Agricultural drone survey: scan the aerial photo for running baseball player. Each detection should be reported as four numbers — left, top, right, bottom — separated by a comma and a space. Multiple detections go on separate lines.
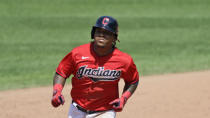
51, 16, 139, 118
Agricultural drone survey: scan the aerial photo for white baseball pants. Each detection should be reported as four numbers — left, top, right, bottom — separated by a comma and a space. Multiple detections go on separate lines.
68, 103, 116, 118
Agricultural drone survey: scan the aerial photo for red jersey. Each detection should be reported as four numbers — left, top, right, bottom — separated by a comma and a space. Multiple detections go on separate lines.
56, 43, 139, 111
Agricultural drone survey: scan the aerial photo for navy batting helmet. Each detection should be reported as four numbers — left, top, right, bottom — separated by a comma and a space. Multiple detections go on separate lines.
91, 16, 118, 39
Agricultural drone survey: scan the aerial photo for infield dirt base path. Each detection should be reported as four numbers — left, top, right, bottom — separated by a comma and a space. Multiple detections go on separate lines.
0, 70, 210, 118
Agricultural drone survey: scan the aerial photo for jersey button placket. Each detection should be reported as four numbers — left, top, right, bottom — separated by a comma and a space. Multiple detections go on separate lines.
95, 55, 100, 67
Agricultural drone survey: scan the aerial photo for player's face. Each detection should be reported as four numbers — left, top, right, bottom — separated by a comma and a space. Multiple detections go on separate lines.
94, 28, 116, 48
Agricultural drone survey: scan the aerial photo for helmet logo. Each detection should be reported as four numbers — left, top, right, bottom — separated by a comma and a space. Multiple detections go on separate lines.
102, 17, 109, 26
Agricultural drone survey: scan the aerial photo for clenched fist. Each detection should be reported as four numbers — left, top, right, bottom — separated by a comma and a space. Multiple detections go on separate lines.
51, 84, 65, 107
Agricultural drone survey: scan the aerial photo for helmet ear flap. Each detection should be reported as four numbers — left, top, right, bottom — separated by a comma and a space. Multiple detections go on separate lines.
91, 27, 96, 39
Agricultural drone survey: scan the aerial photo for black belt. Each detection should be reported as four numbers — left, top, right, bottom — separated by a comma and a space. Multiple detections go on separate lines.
72, 101, 106, 114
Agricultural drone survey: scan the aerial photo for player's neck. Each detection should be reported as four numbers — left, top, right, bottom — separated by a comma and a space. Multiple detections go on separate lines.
93, 45, 114, 56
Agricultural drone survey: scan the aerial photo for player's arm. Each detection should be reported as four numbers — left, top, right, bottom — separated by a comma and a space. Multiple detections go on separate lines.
51, 72, 66, 107
109, 80, 139, 112
53, 72, 66, 86
51, 51, 74, 107
123, 81, 139, 95
110, 57, 139, 112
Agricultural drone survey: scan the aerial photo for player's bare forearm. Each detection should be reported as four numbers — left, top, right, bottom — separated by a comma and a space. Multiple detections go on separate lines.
51, 73, 66, 107
53, 73, 66, 86
123, 81, 139, 94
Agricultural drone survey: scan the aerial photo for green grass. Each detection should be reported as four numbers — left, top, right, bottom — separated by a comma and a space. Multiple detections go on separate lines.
0, 0, 210, 90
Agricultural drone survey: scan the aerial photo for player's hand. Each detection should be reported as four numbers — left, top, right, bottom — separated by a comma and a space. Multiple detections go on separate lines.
109, 96, 127, 112
51, 90, 65, 107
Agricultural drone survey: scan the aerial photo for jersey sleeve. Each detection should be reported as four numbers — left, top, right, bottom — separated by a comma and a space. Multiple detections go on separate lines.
56, 51, 75, 79
122, 58, 139, 84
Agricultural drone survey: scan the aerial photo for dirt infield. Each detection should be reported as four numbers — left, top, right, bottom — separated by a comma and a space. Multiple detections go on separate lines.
1, 70, 210, 118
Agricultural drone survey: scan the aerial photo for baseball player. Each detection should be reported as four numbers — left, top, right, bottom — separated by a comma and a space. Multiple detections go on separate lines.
51, 16, 139, 118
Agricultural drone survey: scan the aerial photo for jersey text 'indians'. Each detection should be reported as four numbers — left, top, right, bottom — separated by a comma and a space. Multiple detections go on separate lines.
76, 65, 121, 82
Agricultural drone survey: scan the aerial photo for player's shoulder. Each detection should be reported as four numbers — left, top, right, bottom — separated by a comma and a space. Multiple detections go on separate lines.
114, 48, 133, 62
